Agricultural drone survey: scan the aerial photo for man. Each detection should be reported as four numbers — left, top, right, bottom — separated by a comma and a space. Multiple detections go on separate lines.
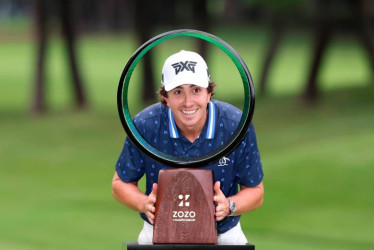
112, 50, 264, 245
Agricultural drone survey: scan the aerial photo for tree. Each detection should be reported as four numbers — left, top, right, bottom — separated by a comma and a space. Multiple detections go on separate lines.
33, 0, 86, 113
134, 0, 156, 102
192, 0, 210, 59
303, 0, 374, 103
302, 0, 332, 103
259, 12, 287, 96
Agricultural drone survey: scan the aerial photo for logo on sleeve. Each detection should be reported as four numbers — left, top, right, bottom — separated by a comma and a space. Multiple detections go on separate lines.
172, 61, 197, 75
218, 156, 230, 167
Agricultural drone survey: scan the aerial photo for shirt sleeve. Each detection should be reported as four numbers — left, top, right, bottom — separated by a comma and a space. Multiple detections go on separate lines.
115, 137, 145, 183
234, 123, 264, 187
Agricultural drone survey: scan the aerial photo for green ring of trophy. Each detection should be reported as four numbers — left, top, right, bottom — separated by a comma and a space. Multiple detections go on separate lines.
117, 29, 255, 168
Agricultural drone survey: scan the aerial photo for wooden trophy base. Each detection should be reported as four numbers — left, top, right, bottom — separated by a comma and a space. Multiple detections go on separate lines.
124, 242, 255, 250
153, 168, 217, 244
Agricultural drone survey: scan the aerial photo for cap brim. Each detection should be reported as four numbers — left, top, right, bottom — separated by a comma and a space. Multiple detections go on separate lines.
164, 81, 209, 91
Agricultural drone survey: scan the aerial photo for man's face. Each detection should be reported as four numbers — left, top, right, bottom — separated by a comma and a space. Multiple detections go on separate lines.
165, 84, 211, 133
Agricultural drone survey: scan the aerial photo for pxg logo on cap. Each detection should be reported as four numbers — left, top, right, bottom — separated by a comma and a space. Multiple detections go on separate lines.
162, 50, 210, 91
172, 61, 197, 75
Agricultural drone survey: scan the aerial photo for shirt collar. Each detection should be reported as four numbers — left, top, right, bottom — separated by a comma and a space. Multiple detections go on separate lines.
168, 101, 216, 139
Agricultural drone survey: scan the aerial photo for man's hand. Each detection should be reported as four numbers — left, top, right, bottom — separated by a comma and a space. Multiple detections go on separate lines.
213, 181, 230, 221
143, 183, 158, 224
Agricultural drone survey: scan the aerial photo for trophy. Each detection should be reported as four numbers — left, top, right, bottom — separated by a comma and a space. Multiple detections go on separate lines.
153, 168, 217, 244
118, 29, 255, 247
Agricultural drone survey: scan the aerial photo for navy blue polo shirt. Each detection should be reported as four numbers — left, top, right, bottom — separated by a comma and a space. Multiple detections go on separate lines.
116, 100, 263, 234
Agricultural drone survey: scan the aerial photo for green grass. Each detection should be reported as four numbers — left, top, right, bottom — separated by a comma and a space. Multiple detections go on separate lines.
1, 25, 373, 249
248, 87, 374, 249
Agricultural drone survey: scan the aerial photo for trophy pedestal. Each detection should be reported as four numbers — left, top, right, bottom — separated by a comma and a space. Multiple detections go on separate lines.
124, 242, 255, 250
153, 168, 217, 244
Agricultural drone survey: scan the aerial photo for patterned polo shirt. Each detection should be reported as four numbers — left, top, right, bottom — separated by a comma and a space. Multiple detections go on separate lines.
116, 100, 263, 234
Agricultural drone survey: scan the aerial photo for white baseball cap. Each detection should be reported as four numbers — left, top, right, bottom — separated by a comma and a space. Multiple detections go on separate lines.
161, 50, 210, 91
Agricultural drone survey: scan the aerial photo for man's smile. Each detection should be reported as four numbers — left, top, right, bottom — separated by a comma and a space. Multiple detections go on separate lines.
181, 108, 198, 115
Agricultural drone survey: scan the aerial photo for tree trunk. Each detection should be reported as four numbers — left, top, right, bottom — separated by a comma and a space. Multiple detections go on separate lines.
33, 0, 48, 114
135, 0, 155, 102
353, 0, 374, 74
302, 0, 332, 103
60, 0, 87, 108
192, 0, 209, 59
224, 0, 239, 23
259, 13, 285, 96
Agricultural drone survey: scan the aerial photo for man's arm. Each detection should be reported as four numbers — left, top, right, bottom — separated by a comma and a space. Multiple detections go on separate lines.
112, 172, 158, 224
214, 181, 264, 221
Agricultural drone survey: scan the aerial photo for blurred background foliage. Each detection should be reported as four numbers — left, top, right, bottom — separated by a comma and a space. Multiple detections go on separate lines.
0, 0, 373, 249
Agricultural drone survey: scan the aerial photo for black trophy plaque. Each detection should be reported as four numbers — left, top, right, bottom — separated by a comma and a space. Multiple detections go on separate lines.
153, 168, 217, 244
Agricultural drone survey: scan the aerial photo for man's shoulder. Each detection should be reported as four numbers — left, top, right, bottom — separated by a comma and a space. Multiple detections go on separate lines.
134, 103, 165, 121
133, 103, 167, 131
212, 100, 242, 122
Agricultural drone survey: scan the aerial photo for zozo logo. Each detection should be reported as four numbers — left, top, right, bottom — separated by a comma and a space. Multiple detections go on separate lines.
172, 194, 196, 221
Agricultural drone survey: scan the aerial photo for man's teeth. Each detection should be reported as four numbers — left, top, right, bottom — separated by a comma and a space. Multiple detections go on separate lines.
182, 109, 197, 115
